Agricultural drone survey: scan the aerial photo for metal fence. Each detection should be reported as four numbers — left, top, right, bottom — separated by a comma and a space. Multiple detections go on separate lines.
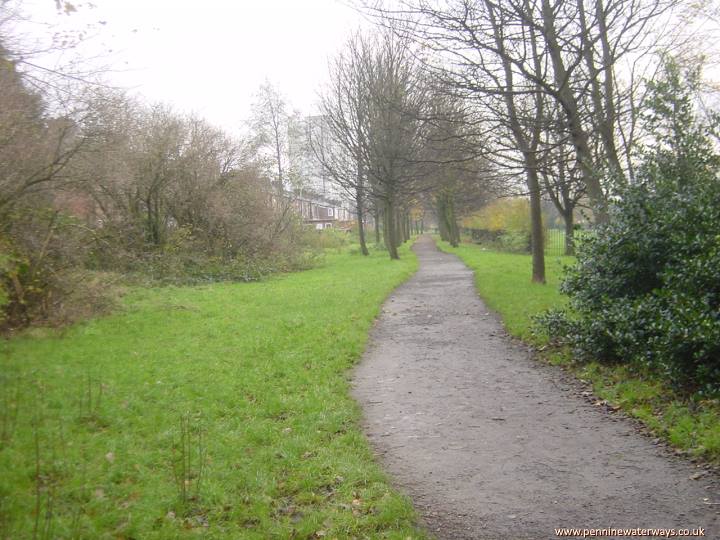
461, 227, 589, 257
546, 229, 597, 257
545, 229, 567, 257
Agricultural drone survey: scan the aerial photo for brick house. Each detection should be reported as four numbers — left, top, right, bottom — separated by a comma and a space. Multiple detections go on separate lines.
292, 192, 356, 230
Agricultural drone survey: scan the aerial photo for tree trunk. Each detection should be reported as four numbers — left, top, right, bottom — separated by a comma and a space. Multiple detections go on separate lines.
396, 211, 402, 244
446, 195, 460, 247
382, 209, 390, 249
575, 0, 625, 187
437, 198, 449, 242
528, 166, 547, 283
356, 196, 369, 256
564, 211, 575, 256
596, 0, 625, 185
383, 199, 399, 259
487, 3, 546, 282
356, 166, 369, 256
374, 205, 381, 244
437, 194, 460, 246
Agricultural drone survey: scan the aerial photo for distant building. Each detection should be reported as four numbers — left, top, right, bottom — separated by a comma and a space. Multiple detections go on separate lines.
291, 190, 355, 230
287, 114, 357, 229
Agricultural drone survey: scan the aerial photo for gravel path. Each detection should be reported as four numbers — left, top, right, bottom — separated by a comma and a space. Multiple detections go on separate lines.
352, 236, 719, 540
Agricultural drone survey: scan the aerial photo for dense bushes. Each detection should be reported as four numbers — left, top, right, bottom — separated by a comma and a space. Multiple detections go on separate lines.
462, 228, 531, 253
0, 48, 318, 329
0, 208, 106, 327
540, 58, 720, 394
542, 175, 720, 392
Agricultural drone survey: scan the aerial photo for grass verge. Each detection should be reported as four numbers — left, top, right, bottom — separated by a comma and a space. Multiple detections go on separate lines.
437, 238, 720, 463
0, 243, 428, 539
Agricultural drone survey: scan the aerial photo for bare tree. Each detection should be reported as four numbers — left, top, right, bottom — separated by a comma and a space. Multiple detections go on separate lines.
249, 81, 291, 195
315, 30, 428, 259
363, 31, 430, 258
537, 108, 587, 255
419, 88, 489, 247
0, 44, 87, 221
73, 90, 298, 262
361, 0, 690, 279
313, 33, 374, 255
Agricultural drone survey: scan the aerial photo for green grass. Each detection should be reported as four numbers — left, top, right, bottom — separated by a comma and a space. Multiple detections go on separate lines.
437, 238, 720, 462
0, 244, 429, 539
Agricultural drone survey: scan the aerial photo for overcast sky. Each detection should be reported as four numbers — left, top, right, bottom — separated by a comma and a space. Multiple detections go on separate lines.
9, 0, 720, 135
12, 0, 369, 134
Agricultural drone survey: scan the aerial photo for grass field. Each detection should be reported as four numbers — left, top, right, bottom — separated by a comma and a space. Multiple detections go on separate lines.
437, 239, 720, 462
0, 245, 428, 539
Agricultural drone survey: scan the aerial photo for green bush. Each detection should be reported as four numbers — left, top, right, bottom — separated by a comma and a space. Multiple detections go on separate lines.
540, 56, 720, 394
87, 219, 321, 287
463, 228, 531, 253
543, 178, 720, 392
498, 230, 531, 253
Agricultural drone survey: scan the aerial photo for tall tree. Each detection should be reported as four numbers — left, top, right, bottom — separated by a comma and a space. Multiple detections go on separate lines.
0, 45, 85, 221
314, 33, 375, 256
250, 81, 290, 195
363, 31, 428, 258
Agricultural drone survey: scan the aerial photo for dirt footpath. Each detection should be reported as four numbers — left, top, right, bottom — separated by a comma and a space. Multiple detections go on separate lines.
352, 236, 719, 540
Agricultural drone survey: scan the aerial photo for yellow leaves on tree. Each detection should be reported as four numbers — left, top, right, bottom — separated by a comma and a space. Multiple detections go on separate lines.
461, 198, 535, 234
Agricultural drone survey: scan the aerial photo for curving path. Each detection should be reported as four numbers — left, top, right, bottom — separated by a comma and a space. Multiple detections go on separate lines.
352, 236, 719, 540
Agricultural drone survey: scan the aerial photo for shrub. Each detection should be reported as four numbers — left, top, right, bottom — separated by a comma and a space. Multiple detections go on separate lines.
303, 228, 352, 251
540, 56, 720, 394
547, 177, 720, 393
497, 231, 531, 253
0, 208, 98, 329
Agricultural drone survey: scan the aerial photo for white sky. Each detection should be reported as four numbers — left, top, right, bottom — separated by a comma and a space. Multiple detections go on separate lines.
11, 0, 369, 134
9, 0, 719, 136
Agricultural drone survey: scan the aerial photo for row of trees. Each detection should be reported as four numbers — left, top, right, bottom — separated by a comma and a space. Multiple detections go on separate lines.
312, 30, 492, 259
308, 0, 714, 281
2, 0, 716, 327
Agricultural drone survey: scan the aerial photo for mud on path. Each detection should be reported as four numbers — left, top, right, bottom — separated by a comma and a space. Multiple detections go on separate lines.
352, 236, 720, 540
